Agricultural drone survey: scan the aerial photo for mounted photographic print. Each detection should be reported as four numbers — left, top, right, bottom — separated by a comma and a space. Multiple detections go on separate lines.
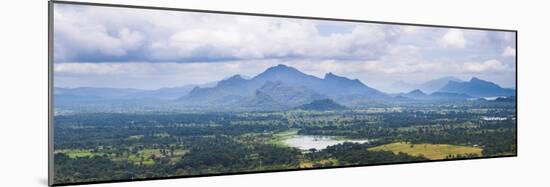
49, 1, 517, 186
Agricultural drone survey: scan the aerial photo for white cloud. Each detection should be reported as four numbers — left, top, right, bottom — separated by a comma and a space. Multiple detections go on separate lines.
440, 29, 466, 48
54, 57, 516, 90
54, 61, 278, 89
54, 9, 147, 60
502, 46, 516, 57
52, 4, 517, 89
463, 59, 509, 73
148, 19, 394, 61
54, 4, 399, 62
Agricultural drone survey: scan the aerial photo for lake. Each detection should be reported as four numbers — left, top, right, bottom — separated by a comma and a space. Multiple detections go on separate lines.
283, 135, 369, 151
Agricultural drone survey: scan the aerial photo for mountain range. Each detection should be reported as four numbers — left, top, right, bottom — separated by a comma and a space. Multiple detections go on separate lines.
55, 64, 515, 110
438, 77, 515, 97
53, 86, 195, 106
397, 89, 473, 101
396, 77, 515, 101
296, 99, 346, 111
179, 64, 387, 107
390, 76, 463, 93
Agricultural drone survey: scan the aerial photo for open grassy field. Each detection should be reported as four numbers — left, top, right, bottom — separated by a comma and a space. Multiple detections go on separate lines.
127, 148, 188, 166
55, 149, 99, 159
369, 142, 482, 160
56, 147, 188, 166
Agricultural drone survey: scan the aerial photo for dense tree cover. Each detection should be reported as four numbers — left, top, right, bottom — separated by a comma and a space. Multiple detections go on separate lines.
54, 153, 134, 183
299, 122, 516, 156
297, 102, 516, 156
173, 136, 301, 175
54, 141, 426, 184
53, 100, 516, 184
309, 142, 428, 165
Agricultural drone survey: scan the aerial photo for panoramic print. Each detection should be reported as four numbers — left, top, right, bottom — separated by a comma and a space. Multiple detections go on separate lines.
52, 3, 517, 184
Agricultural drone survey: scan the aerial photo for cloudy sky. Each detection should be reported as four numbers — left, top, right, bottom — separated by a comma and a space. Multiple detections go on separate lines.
53, 4, 516, 91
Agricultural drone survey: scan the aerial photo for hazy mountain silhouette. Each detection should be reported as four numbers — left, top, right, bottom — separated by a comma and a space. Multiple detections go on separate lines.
54, 86, 195, 105
244, 81, 326, 108
438, 77, 515, 97
403, 89, 428, 99
55, 65, 514, 109
297, 99, 346, 111
181, 64, 387, 107
391, 76, 462, 93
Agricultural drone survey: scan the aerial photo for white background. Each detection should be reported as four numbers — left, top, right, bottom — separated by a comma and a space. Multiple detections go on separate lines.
0, 0, 548, 186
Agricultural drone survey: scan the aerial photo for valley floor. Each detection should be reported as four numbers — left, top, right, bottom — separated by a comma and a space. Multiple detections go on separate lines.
52, 101, 516, 185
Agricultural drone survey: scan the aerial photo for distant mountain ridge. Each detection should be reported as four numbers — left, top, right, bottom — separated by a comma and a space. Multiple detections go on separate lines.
55, 64, 515, 110
180, 64, 387, 107
297, 99, 346, 111
437, 77, 515, 97
403, 89, 428, 99
391, 76, 462, 93
246, 81, 326, 108
397, 89, 473, 101
54, 86, 195, 103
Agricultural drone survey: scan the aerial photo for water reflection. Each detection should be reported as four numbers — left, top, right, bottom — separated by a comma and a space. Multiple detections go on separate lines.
283, 135, 369, 151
